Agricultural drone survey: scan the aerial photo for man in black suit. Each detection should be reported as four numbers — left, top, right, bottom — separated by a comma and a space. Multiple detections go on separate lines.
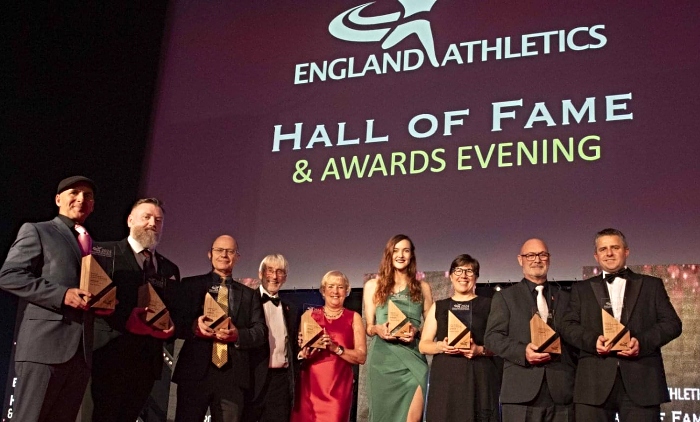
90, 197, 180, 422
0, 176, 98, 422
485, 238, 576, 422
560, 228, 682, 422
172, 234, 267, 422
243, 254, 298, 422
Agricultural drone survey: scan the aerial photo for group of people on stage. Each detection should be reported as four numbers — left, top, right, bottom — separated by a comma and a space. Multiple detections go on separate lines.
0, 175, 683, 422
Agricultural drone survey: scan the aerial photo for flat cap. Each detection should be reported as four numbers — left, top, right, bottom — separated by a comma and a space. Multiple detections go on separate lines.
56, 175, 97, 194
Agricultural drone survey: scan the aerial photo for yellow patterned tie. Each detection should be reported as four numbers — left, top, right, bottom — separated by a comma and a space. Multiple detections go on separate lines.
212, 277, 229, 368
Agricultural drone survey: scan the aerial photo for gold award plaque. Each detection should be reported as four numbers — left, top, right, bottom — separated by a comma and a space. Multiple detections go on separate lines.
530, 314, 561, 354
80, 255, 116, 310
602, 309, 630, 351
388, 300, 412, 337
203, 292, 229, 331
301, 311, 325, 349
447, 310, 471, 349
137, 283, 171, 330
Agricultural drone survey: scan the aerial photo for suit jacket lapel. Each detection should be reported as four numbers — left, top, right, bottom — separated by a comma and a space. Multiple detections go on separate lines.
229, 281, 242, 318
281, 301, 294, 364
551, 285, 564, 321
517, 278, 536, 310
282, 300, 293, 330
589, 275, 607, 309
621, 271, 642, 325
118, 239, 142, 273
52, 217, 82, 263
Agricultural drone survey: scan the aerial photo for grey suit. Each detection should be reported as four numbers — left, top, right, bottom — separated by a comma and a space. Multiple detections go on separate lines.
0, 216, 93, 422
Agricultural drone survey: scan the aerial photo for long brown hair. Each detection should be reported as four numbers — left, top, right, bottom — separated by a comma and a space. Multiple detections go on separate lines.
373, 234, 422, 305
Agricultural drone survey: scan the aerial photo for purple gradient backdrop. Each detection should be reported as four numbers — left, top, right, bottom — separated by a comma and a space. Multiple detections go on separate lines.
143, 1, 700, 288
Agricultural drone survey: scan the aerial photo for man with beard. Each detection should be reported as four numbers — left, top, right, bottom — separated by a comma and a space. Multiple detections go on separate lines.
243, 254, 298, 422
0, 176, 98, 422
485, 238, 576, 422
89, 197, 180, 422
172, 235, 267, 422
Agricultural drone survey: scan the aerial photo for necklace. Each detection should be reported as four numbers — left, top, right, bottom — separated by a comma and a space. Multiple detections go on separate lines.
323, 306, 344, 319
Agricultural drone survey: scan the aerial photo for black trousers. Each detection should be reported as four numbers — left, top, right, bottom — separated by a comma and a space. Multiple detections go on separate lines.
501, 377, 573, 422
243, 368, 291, 422
91, 340, 157, 422
575, 368, 660, 422
175, 365, 245, 422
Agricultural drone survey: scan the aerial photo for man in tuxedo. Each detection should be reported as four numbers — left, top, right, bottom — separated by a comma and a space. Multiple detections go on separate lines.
90, 197, 180, 422
172, 234, 267, 422
0, 176, 98, 422
243, 254, 298, 422
560, 228, 681, 422
485, 238, 576, 422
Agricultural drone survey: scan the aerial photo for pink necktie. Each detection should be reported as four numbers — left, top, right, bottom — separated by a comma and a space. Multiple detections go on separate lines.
74, 224, 92, 257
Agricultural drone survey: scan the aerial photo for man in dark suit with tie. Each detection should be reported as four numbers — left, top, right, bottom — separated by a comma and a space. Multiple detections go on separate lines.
171, 234, 267, 422
90, 197, 180, 422
485, 238, 576, 422
560, 228, 681, 422
243, 254, 298, 422
0, 176, 98, 422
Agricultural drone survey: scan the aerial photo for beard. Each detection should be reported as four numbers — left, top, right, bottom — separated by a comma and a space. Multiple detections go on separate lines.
132, 225, 161, 250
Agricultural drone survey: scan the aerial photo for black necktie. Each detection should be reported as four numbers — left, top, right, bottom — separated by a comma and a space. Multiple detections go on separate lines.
262, 293, 280, 307
604, 268, 629, 284
141, 249, 157, 280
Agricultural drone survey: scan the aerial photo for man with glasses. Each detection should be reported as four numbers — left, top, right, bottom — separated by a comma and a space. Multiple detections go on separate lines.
243, 254, 298, 422
485, 238, 576, 422
171, 234, 267, 422
560, 228, 681, 422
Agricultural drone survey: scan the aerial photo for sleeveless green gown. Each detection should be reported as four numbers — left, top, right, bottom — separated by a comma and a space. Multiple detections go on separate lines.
367, 287, 428, 422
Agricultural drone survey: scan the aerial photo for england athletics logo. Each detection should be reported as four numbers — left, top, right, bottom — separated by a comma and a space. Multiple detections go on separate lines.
328, 0, 439, 67
293, 1, 607, 85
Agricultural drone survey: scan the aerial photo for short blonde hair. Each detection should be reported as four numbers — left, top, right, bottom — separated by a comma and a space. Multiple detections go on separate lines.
320, 270, 350, 295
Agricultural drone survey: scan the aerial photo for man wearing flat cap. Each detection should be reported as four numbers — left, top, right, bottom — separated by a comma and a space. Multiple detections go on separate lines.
0, 175, 98, 422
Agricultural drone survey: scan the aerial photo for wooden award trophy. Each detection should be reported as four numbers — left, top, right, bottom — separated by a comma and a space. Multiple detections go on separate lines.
137, 283, 171, 330
530, 314, 561, 354
79, 254, 116, 310
301, 311, 325, 349
388, 300, 412, 337
203, 293, 230, 331
602, 309, 630, 351
447, 310, 471, 349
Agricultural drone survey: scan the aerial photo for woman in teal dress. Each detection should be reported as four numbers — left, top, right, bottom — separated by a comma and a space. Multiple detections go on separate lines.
363, 234, 434, 422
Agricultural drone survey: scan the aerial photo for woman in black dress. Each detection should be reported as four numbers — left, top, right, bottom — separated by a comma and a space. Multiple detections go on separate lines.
419, 254, 502, 421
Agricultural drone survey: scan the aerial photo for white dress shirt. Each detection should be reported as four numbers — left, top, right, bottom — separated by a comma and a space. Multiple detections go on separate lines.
259, 285, 288, 368
603, 269, 627, 322
127, 236, 158, 272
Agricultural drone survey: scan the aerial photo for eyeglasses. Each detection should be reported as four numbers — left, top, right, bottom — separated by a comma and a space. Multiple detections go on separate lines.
266, 268, 287, 277
452, 268, 475, 276
212, 248, 240, 257
520, 252, 550, 261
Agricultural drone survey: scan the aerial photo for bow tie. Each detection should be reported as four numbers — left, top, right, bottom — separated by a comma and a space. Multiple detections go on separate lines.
604, 268, 629, 284
262, 293, 280, 307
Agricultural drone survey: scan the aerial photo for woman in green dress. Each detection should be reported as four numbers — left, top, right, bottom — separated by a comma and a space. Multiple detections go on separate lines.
363, 234, 434, 422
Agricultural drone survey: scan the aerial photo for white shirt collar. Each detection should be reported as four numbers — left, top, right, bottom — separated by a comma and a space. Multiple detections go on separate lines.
602, 266, 628, 278
259, 285, 278, 298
